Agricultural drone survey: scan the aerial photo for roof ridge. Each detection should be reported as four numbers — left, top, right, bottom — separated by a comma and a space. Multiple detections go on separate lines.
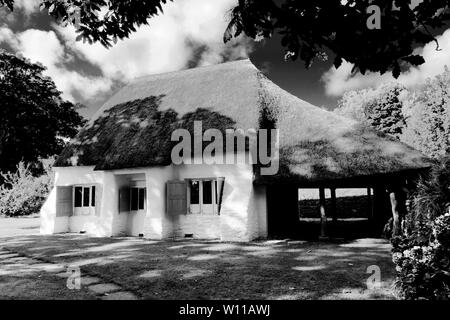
131, 58, 254, 83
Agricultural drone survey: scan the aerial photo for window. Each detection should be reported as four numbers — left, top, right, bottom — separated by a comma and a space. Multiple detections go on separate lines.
131, 188, 138, 211
130, 187, 146, 211
202, 180, 212, 204
138, 188, 145, 210
187, 179, 220, 215
83, 187, 90, 207
74, 187, 83, 207
91, 186, 96, 207
190, 180, 200, 205
73, 185, 96, 208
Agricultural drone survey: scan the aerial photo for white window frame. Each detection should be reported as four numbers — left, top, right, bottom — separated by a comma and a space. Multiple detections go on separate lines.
186, 178, 218, 215
73, 185, 96, 208
73, 185, 96, 217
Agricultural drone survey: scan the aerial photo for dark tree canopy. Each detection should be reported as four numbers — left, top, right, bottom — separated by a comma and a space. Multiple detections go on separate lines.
0, 50, 85, 173
1, 0, 449, 76
225, 0, 450, 77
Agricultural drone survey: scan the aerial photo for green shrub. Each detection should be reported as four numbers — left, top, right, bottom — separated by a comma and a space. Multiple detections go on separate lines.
392, 213, 450, 300
392, 157, 450, 300
0, 158, 54, 217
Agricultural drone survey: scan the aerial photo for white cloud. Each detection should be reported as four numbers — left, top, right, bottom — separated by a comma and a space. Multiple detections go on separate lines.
322, 28, 450, 96
0, 27, 112, 101
55, 0, 252, 81
14, 0, 40, 15
1, 0, 252, 110
0, 26, 16, 44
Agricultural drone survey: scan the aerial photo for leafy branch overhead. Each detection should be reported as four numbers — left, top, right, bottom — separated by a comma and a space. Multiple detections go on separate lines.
225, 0, 450, 77
0, 0, 172, 47
1, 0, 450, 77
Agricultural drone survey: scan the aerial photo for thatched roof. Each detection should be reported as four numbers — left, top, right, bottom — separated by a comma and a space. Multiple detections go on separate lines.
55, 59, 432, 184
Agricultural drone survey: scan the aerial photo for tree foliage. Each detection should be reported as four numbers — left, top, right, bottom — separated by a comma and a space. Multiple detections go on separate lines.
392, 157, 450, 300
0, 0, 172, 48
336, 68, 450, 158
1, 0, 450, 76
402, 67, 450, 159
334, 88, 379, 123
364, 83, 407, 138
0, 50, 85, 174
335, 82, 407, 138
225, 0, 450, 77
0, 158, 54, 217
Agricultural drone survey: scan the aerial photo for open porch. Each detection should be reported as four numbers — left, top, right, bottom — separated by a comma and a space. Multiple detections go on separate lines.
265, 173, 415, 240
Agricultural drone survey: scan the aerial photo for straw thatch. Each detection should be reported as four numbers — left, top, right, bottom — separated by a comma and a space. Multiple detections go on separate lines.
55, 59, 432, 183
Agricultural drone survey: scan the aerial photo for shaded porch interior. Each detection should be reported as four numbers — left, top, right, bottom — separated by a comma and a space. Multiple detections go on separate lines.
266, 175, 411, 240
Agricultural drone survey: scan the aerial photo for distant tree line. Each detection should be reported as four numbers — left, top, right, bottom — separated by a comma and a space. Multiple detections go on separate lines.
335, 67, 450, 159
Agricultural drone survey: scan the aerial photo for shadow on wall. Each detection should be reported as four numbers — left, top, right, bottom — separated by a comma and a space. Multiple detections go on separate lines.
55, 96, 237, 171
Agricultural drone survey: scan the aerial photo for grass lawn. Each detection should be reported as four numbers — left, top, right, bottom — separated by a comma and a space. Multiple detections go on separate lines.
0, 268, 98, 300
0, 216, 40, 238
0, 234, 396, 300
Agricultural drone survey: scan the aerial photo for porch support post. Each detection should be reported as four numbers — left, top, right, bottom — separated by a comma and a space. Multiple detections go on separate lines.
330, 187, 337, 223
389, 186, 407, 237
319, 187, 328, 239
372, 185, 387, 236
367, 187, 374, 220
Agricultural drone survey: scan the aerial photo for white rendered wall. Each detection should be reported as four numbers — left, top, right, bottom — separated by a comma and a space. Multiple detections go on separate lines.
143, 166, 175, 239
174, 152, 264, 242
40, 187, 69, 234
107, 159, 266, 241
40, 166, 113, 237
173, 214, 221, 239
40, 158, 268, 241
109, 167, 174, 239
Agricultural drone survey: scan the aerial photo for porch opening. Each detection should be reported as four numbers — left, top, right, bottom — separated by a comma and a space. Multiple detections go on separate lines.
298, 188, 372, 240
266, 185, 392, 240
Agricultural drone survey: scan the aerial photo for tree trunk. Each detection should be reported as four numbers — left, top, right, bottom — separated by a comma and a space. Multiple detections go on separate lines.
330, 187, 337, 223
389, 187, 407, 237
319, 187, 327, 239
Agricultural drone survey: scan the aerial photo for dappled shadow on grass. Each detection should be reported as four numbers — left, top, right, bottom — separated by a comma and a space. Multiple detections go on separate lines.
0, 272, 97, 300
0, 235, 395, 300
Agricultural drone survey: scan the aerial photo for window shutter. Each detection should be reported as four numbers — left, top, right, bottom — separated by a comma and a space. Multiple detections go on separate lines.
56, 186, 73, 217
95, 184, 102, 217
166, 181, 187, 218
216, 177, 225, 214
119, 187, 131, 213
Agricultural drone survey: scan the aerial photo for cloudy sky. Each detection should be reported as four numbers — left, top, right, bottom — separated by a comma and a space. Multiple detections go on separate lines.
1, 0, 450, 118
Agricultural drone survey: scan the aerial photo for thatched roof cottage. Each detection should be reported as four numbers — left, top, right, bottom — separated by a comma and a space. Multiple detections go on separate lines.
40, 59, 431, 241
